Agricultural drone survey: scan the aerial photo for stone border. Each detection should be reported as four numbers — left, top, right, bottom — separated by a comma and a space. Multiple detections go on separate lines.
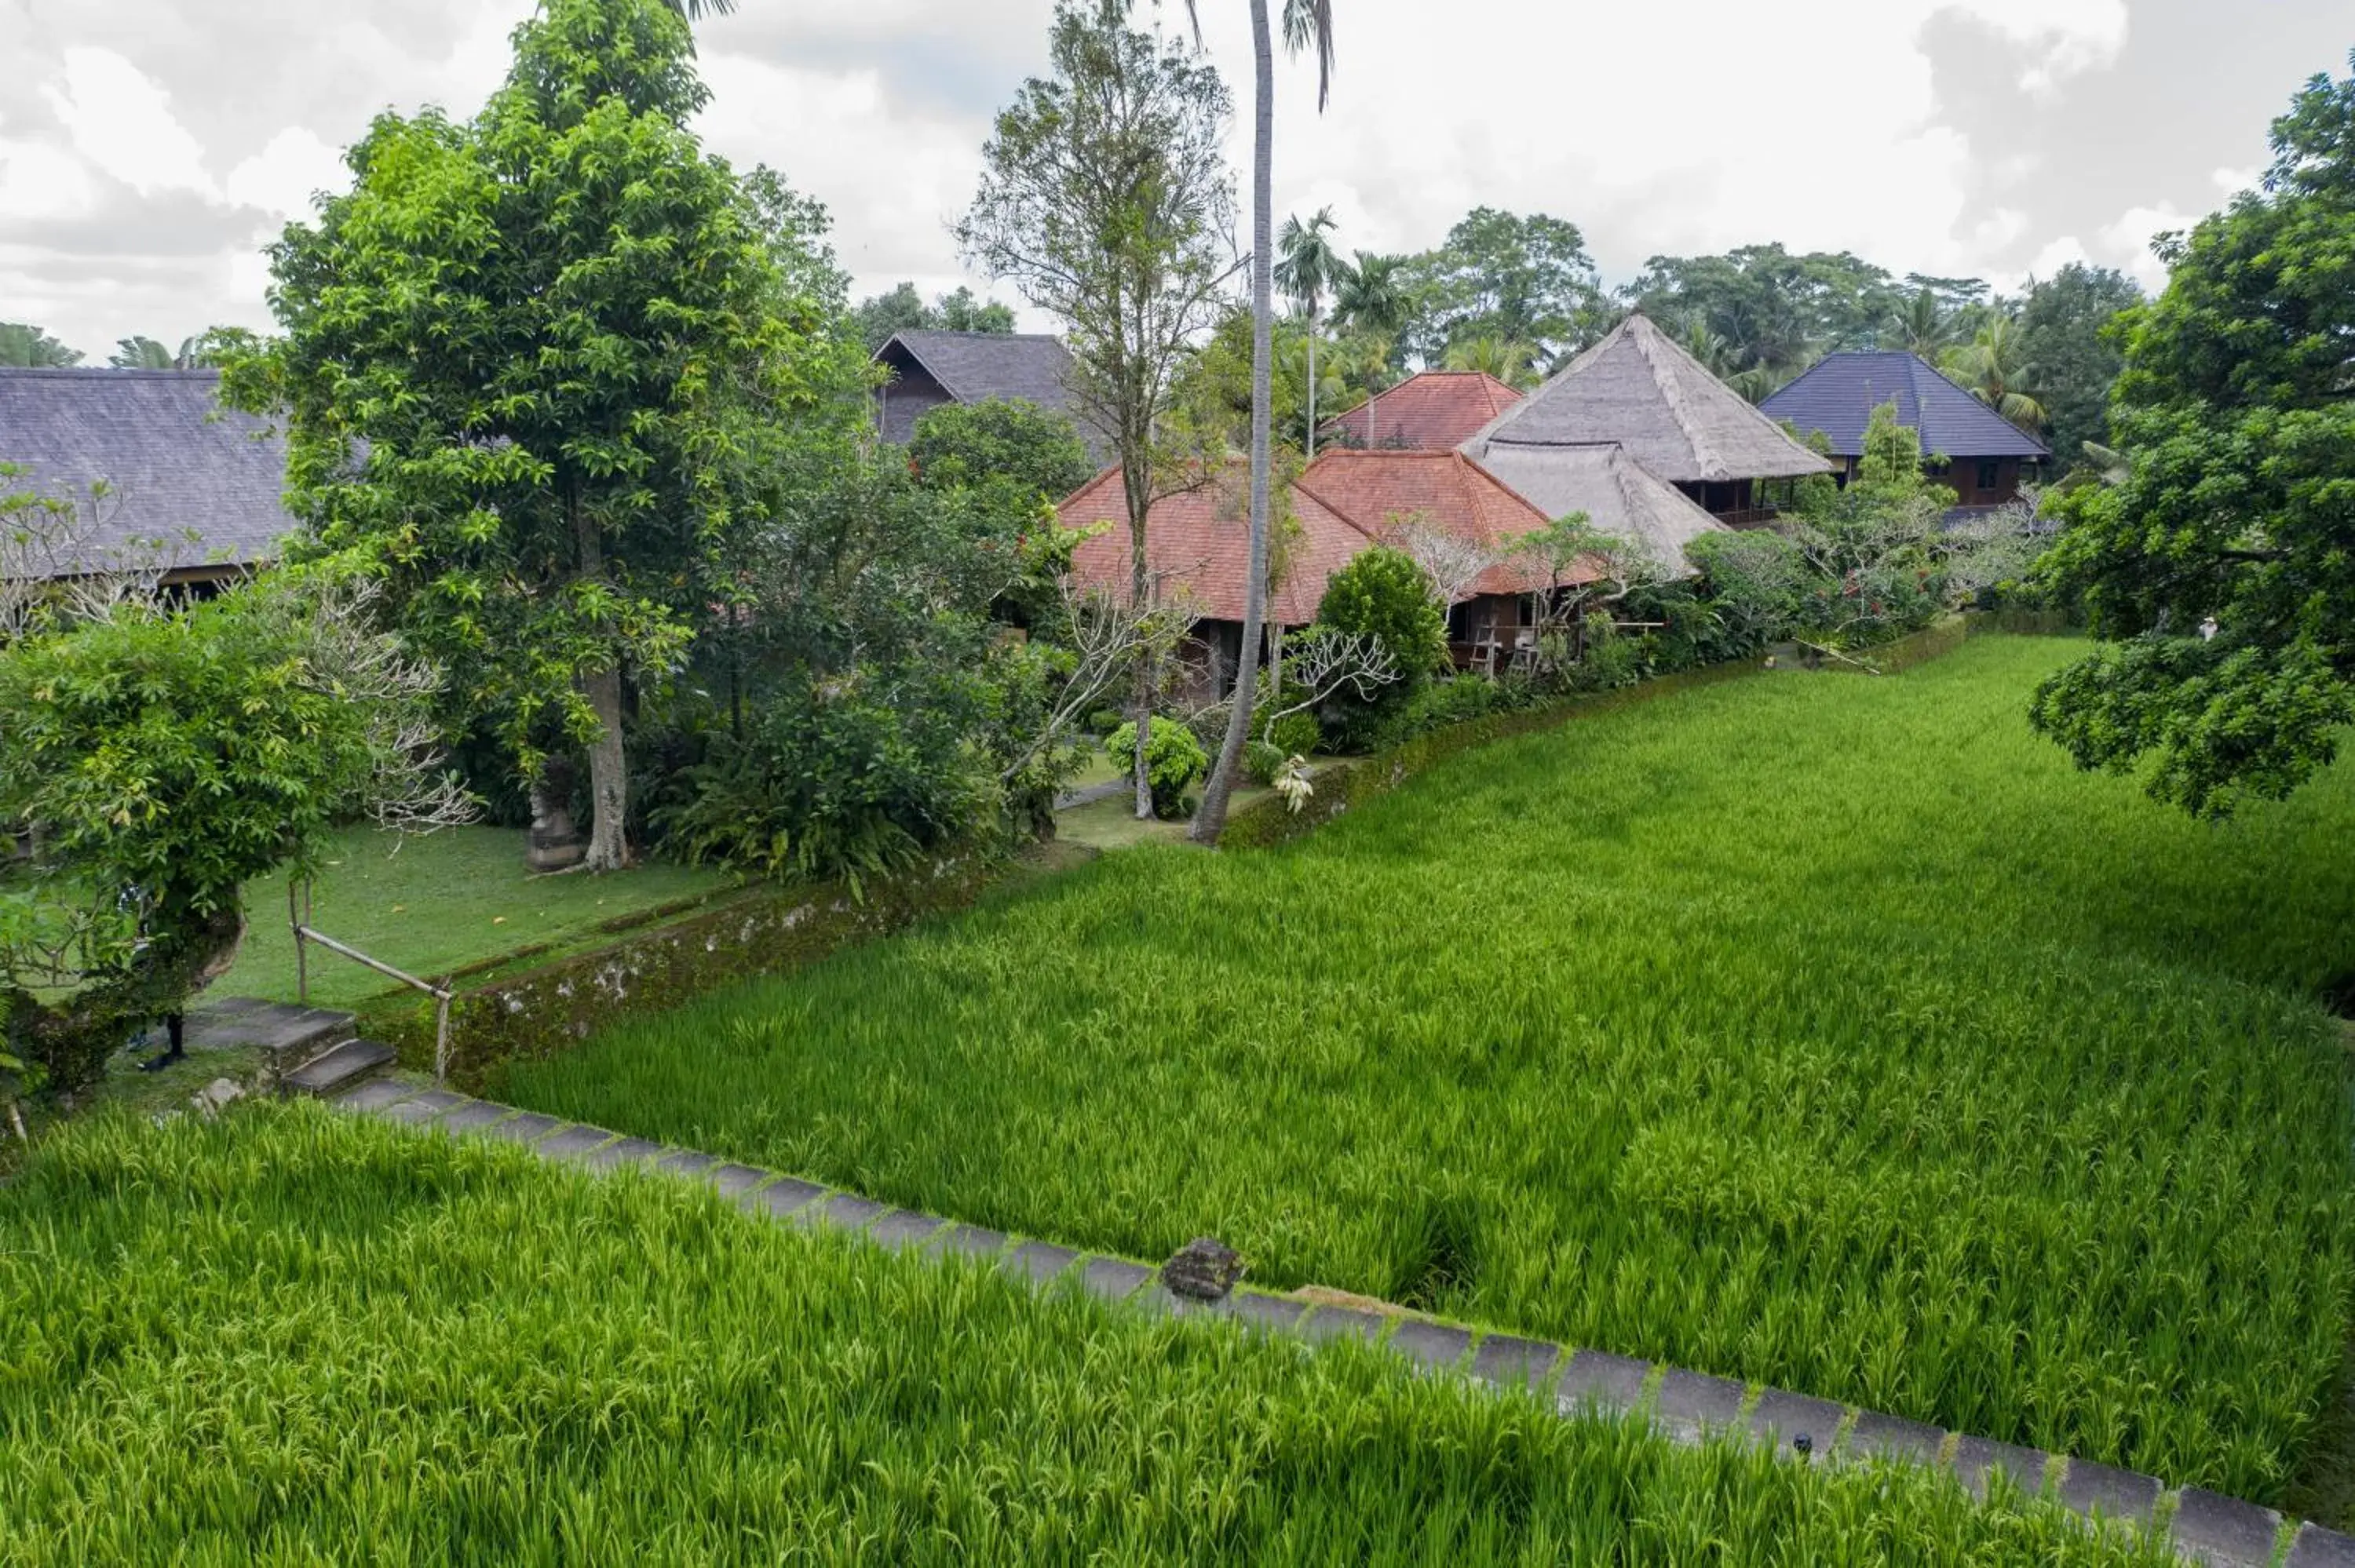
338, 1078, 2348, 1568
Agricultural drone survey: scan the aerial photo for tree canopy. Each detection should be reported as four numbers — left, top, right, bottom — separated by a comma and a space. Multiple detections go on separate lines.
2032, 52, 2355, 817
852, 283, 1017, 352
1397, 209, 1606, 371
0, 323, 81, 368
228, 0, 865, 871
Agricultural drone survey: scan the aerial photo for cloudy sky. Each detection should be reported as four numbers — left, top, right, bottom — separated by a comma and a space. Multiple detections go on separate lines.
1, 0, 2347, 361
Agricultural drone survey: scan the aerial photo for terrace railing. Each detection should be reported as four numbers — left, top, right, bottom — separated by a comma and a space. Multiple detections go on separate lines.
289, 880, 455, 1085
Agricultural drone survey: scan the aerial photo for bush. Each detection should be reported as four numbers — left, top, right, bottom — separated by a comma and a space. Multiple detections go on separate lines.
908, 397, 1097, 501
1104, 718, 1208, 819
1316, 549, 1446, 749
1256, 704, 1323, 760
1364, 674, 1528, 750
1083, 707, 1125, 738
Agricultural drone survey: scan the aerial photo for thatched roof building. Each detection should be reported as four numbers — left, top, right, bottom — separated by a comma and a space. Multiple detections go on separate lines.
0, 368, 292, 583
1466, 441, 1727, 573
1461, 313, 1831, 519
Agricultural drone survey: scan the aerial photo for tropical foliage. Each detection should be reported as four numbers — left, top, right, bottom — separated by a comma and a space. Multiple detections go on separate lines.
2032, 52, 2355, 818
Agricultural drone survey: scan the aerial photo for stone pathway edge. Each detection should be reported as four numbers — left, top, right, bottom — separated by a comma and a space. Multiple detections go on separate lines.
336, 1077, 2349, 1568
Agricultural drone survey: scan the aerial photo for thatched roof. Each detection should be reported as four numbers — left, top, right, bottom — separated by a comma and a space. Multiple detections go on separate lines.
1760, 351, 2050, 460
0, 368, 292, 580
1464, 313, 1832, 483
1461, 440, 1728, 573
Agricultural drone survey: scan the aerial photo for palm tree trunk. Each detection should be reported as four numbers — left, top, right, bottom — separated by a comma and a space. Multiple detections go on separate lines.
1305, 307, 1319, 460
1191, 0, 1275, 845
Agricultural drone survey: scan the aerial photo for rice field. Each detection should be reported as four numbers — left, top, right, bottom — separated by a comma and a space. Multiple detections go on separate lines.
502, 637, 2355, 1502
0, 1107, 2173, 1566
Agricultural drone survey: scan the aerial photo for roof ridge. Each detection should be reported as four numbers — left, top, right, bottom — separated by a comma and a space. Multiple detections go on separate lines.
1290, 474, 1386, 546
1627, 316, 1723, 480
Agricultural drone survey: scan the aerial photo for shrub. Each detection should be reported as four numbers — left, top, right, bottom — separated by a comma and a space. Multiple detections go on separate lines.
908, 396, 1097, 502
1257, 704, 1323, 761
1364, 673, 1526, 750
1104, 718, 1208, 819
1316, 549, 1446, 749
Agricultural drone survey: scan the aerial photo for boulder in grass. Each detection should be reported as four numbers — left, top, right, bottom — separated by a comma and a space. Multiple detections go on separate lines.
1163, 1237, 1246, 1301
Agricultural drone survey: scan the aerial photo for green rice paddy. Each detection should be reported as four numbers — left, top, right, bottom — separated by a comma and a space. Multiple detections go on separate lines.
502, 637, 2355, 1502
0, 1107, 2171, 1565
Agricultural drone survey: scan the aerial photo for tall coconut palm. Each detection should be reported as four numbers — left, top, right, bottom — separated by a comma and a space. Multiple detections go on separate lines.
1177, 0, 1337, 847
663, 0, 734, 16
1443, 333, 1539, 391
1942, 315, 2048, 431
1883, 287, 1959, 357
1275, 206, 1342, 458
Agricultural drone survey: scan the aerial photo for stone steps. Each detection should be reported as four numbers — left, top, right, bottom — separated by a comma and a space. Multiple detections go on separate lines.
280, 1038, 397, 1098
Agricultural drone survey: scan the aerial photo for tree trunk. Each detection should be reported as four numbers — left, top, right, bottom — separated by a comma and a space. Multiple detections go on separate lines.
1191, 0, 1276, 845
1305, 308, 1318, 460
1129, 471, 1155, 821
572, 489, 630, 873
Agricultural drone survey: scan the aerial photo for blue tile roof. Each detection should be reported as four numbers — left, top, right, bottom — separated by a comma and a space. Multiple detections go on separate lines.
1760, 352, 2049, 461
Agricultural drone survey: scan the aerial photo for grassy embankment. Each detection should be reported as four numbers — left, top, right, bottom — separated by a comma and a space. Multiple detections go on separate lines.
504, 638, 2355, 1501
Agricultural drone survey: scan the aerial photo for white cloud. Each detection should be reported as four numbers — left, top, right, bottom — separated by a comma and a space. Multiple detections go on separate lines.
225, 126, 348, 221
2100, 202, 2195, 291
0, 119, 97, 221
1939, 0, 2130, 91
41, 46, 217, 199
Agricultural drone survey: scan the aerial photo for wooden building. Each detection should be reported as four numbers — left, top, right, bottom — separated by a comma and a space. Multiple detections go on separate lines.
871, 330, 1108, 459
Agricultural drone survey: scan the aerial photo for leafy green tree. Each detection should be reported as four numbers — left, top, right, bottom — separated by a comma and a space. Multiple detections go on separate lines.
742, 164, 851, 312
0, 565, 464, 1088
109, 337, 177, 370
909, 397, 1096, 501
2015, 263, 2144, 468
853, 282, 1016, 351
0, 323, 81, 368
2032, 53, 2355, 818
960, 2, 1237, 822
1398, 208, 1605, 370
227, 0, 860, 873
1882, 288, 1964, 357
1442, 332, 1540, 390
1627, 246, 1934, 390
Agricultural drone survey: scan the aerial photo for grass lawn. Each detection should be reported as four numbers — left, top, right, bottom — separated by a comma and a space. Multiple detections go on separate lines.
502, 637, 2355, 1503
0, 1106, 2169, 1566
215, 825, 733, 1008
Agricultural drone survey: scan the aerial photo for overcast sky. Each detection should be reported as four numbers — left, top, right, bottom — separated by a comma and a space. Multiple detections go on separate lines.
2, 0, 2347, 361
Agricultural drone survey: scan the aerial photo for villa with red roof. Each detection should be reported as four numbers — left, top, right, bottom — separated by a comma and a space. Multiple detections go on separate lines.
1057, 449, 1601, 692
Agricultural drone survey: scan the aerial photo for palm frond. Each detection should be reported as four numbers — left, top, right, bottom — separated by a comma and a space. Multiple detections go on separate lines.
1281, 0, 1335, 109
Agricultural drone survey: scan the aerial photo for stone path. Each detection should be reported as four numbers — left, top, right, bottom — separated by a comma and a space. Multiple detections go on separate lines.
338, 1075, 2349, 1568
1053, 777, 1130, 811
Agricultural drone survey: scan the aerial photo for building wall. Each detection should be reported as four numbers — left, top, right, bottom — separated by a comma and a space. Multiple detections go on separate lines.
1841, 454, 2033, 509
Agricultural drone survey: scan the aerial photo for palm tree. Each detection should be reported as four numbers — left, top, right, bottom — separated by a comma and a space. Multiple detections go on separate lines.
1443, 334, 1539, 391
111, 337, 177, 370
1942, 316, 2048, 431
1274, 206, 1342, 458
1883, 288, 1959, 358
662, 0, 734, 16
1175, 0, 1337, 847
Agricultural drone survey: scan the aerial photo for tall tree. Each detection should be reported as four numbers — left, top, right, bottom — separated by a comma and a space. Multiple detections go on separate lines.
853, 282, 1017, 352
1189, 0, 1337, 847
0, 324, 82, 368
960, 2, 1238, 821
1398, 208, 1603, 370
229, 0, 860, 872
1274, 206, 1342, 457
110, 337, 177, 370
2031, 52, 2355, 817
2014, 263, 2144, 468
1882, 288, 1962, 358
1626, 245, 1925, 385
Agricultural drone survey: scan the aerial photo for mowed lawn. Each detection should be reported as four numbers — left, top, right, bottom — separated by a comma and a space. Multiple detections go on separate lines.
219, 825, 730, 1008
0, 1108, 2173, 1566
502, 637, 2355, 1501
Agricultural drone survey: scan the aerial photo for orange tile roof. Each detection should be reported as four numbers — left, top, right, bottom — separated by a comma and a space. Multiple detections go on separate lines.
1057, 449, 1597, 626
1320, 372, 1524, 450
1297, 449, 1594, 596
1057, 463, 1377, 625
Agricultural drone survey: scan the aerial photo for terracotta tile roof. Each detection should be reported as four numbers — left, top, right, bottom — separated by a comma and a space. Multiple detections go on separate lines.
1057, 449, 1598, 625
1297, 449, 1590, 596
1321, 372, 1523, 450
1058, 463, 1377, 625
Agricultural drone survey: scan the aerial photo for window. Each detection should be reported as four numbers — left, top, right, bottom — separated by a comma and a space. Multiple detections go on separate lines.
1977, 460, 2002, 493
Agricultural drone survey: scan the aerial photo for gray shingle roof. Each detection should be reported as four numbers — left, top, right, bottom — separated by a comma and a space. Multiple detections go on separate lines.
874, 330, 1111, 458
1759, 352, 2050, 460
1463, 313, 1833, 483
0, 368, 293, 578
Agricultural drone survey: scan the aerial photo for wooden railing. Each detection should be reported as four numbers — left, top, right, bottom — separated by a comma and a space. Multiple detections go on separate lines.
290, 881, 455, 1085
